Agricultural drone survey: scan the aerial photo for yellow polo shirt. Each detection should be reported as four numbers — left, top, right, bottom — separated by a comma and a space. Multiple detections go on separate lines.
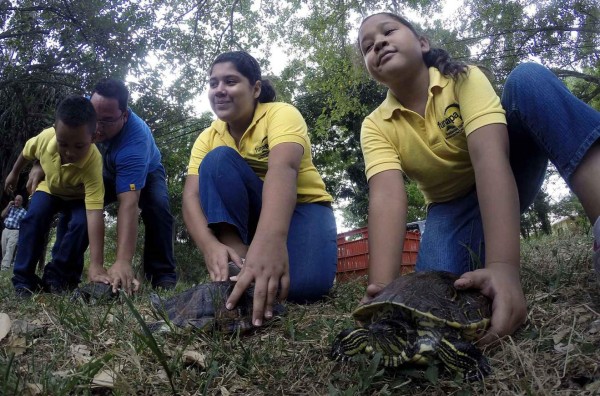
188, 102, 333, 203
361, 66, 507, 203
23, 127, 105, 210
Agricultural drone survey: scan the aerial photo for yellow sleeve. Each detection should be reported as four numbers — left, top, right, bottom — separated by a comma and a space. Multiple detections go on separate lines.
456, 67, 507, 136
266, 104, 309, 151
361, 116, 402, 182
83, 148, 105, 210
187, 129, 214, 176
22, 128, 54, 160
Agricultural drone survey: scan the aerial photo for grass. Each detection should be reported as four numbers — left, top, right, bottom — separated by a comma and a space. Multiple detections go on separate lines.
1, 228, 599, 395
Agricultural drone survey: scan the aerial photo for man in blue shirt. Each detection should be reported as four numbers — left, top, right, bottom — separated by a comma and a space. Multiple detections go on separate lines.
90, 78, 177, 292
33, 80, 178, 293
1, 195, 27, 270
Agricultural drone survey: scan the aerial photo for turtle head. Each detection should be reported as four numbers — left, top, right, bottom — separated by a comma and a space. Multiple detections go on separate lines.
331, 328, 370, 361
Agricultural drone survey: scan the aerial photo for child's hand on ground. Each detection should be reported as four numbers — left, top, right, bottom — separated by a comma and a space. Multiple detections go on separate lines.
454, 264, 527, 345
227, 238, 289, 327
108, 259, 140, 295
87, 265, 111, 284
204, 240, 244, 282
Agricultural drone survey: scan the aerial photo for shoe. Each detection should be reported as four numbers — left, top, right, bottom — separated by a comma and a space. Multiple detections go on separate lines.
594, 217, 600, 282
15, 287, 34, 299
42, 276, 79, 295
43, 282, 71, 295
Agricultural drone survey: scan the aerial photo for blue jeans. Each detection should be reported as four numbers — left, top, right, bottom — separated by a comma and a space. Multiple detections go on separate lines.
54, 166, 178, 287
12, 192, 88, 291
417, 63, 600, 275
199, 146, 338, 302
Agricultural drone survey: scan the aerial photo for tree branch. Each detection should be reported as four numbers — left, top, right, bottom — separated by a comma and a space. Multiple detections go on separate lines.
552, 68, 600, 85
0, 30, 50, 40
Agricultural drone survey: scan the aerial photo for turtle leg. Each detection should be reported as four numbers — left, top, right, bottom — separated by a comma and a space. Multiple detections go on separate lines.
437, 336, 491, 381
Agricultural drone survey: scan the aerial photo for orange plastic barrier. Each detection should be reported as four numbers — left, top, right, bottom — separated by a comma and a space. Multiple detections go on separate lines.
336, 227, 420, 282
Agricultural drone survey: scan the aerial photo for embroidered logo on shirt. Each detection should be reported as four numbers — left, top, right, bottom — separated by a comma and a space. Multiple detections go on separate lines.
130, 184, 136, 191
437, 104, 464, 139
255, 136, 270, 159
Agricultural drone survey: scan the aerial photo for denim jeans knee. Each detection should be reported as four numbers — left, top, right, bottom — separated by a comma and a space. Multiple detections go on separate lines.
502, 62, 600, 204
286, 203, 337, 302
416, 189, 484, 275
199, 147, 263, 244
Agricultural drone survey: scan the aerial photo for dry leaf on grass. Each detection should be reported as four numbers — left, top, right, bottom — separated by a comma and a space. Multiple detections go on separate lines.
91, 364, 123, 389
156, 369, 169, 382
552, 329, 571, 344
0, 313, 10, 341
554, 342, 575, 354
7, 336, 26, 355
588, 319, 600, 334
10, 319, 45, 337
220, 386, 231, 396
182, 350, 207, 368
52, 370, 72, 378
22, 383, 43, 396
70, 344, 92, 365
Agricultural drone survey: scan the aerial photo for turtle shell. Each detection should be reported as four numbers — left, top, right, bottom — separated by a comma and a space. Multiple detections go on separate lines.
150, 281, 252, 333
353, 271, 491, 340
71, 282, 118, 304
149, 280, 286, 334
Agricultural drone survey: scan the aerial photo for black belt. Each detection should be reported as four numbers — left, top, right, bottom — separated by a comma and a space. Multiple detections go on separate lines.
315, 201, 333, 209
4, 227, 18, 230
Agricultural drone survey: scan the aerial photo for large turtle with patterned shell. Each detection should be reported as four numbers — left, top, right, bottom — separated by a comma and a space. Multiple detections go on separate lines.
331, 271, 493, 381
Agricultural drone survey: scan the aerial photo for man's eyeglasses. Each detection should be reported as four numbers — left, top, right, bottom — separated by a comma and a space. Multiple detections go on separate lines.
97, 111, 125, 127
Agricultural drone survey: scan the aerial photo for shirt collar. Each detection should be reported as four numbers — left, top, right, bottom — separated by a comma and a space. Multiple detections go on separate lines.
379, 67, 451, 120
213, 102, 268, 136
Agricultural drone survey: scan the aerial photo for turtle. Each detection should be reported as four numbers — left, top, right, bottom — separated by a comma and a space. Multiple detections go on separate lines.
149, 263, 286, 334
71, 282, 118, 304
331, 271, 492, 381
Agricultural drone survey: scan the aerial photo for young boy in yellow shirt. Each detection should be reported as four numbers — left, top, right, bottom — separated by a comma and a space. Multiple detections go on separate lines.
4, 95, 110, 297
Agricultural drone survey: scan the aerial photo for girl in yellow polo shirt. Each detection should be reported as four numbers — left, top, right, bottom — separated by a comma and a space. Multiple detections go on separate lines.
183, 51, 337, 327
358, 12, 600, 344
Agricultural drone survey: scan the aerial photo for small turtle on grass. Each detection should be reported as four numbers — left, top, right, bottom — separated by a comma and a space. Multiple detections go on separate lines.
331, 271, 492, 381
71, 282, 117, 304
149, 264, 286, 334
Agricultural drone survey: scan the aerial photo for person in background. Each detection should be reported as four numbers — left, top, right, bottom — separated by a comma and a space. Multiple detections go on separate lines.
5, 96, 110, 297
1, 195, 27, 270
356, 12, 600, 344
182, 51, 337, 327
28, 79, 178, 294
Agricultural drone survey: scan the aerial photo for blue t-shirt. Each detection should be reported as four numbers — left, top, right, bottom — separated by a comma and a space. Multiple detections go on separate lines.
98, 109, 162, 194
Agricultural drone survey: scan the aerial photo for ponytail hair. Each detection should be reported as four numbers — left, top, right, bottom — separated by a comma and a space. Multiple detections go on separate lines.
257, 79, 276, 103
359, 13, 468, 79
210, 51, 277, 103
423, 48, 468, 78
